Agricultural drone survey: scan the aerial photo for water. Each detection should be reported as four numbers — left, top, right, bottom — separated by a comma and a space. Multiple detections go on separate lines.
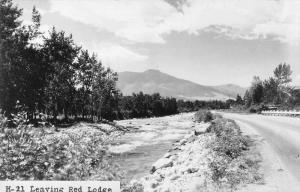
108, 113, 194, 182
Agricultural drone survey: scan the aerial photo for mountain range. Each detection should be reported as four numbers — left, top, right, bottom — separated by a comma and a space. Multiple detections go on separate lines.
117, 69, 247, 101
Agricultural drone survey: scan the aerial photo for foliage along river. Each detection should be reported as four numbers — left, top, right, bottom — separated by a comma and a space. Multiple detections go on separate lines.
108, 113, 194, 182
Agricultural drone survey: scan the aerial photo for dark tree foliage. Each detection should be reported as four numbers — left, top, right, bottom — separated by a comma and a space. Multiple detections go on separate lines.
118, 92, 178, 119
250, 76, 264, 104
0, 1, 120, 123
41, 27, 81, 121
0, 0, 23, 115
0, 1, 43, 117
290, 89, 300, 106
118, 93, 229, 120
177, 99, 230, 112
243, 90, 251, 107
235, 94, 243, 105
262, 77, 279, 104
243, 63, 296, 109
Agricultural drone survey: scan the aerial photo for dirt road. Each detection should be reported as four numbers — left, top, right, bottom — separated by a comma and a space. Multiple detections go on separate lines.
222, 113, 300, 191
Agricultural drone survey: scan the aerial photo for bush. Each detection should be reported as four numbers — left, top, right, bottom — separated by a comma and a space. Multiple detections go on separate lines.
0, 112, 121, 180
208, 118, 249, 159
194, 110, 214, 123
249, 107, 257, 113
207, 117, 261, 188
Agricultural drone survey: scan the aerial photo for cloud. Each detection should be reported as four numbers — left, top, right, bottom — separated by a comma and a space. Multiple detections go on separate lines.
89, 43, 148, 71
295, 74, 300, 84
167, 0, 300, 44
50, 0, 176, 43
14, 0, 51, 12
49, 0, 300, 44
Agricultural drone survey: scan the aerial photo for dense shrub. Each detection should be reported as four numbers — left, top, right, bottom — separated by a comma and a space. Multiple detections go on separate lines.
207, 119, 248, 159
249, 107, 257, 113
0, 112, 121, 180
207, 117, 261, 188
194, 110, 214, 123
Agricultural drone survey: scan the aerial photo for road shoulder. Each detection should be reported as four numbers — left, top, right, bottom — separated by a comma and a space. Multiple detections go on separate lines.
236, 120, 300, 192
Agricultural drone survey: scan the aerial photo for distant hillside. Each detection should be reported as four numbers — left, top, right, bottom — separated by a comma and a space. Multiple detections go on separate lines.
211, 84, 247, 98
117, 70, 246, 101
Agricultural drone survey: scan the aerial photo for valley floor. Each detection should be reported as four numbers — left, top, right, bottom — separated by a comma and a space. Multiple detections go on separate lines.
34, 112, 300, 191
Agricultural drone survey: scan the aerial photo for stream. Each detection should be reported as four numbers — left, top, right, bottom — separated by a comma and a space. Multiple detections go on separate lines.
108, 113, 195, 182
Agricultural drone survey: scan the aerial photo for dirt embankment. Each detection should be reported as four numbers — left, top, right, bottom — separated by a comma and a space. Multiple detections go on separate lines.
123, 116, 263, 192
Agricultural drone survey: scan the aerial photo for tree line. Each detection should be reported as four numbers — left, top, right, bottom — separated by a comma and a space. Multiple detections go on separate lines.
0, 1, 120, 122
177, 99, 230, 112
0, 1, 231, 123
236, 63, 299, 111
118, 94, 230, 119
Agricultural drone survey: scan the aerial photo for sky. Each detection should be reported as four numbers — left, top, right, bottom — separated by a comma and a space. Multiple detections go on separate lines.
14, 0, 300, 87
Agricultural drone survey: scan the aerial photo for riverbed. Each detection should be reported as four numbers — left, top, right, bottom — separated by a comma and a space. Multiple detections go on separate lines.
108, 113, 195, 182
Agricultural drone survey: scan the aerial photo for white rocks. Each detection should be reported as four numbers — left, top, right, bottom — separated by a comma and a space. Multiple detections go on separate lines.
193, 122, 210, 135
170, 175, 180, 180
135, 132, 216, 192
179, 138, 188, 145
163, 153, 172, 158
151, 158, 174, 173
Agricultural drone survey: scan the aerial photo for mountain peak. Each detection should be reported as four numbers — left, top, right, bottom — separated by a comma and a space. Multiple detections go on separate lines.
144, 69, 162, 73
117, 70, 246, 101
